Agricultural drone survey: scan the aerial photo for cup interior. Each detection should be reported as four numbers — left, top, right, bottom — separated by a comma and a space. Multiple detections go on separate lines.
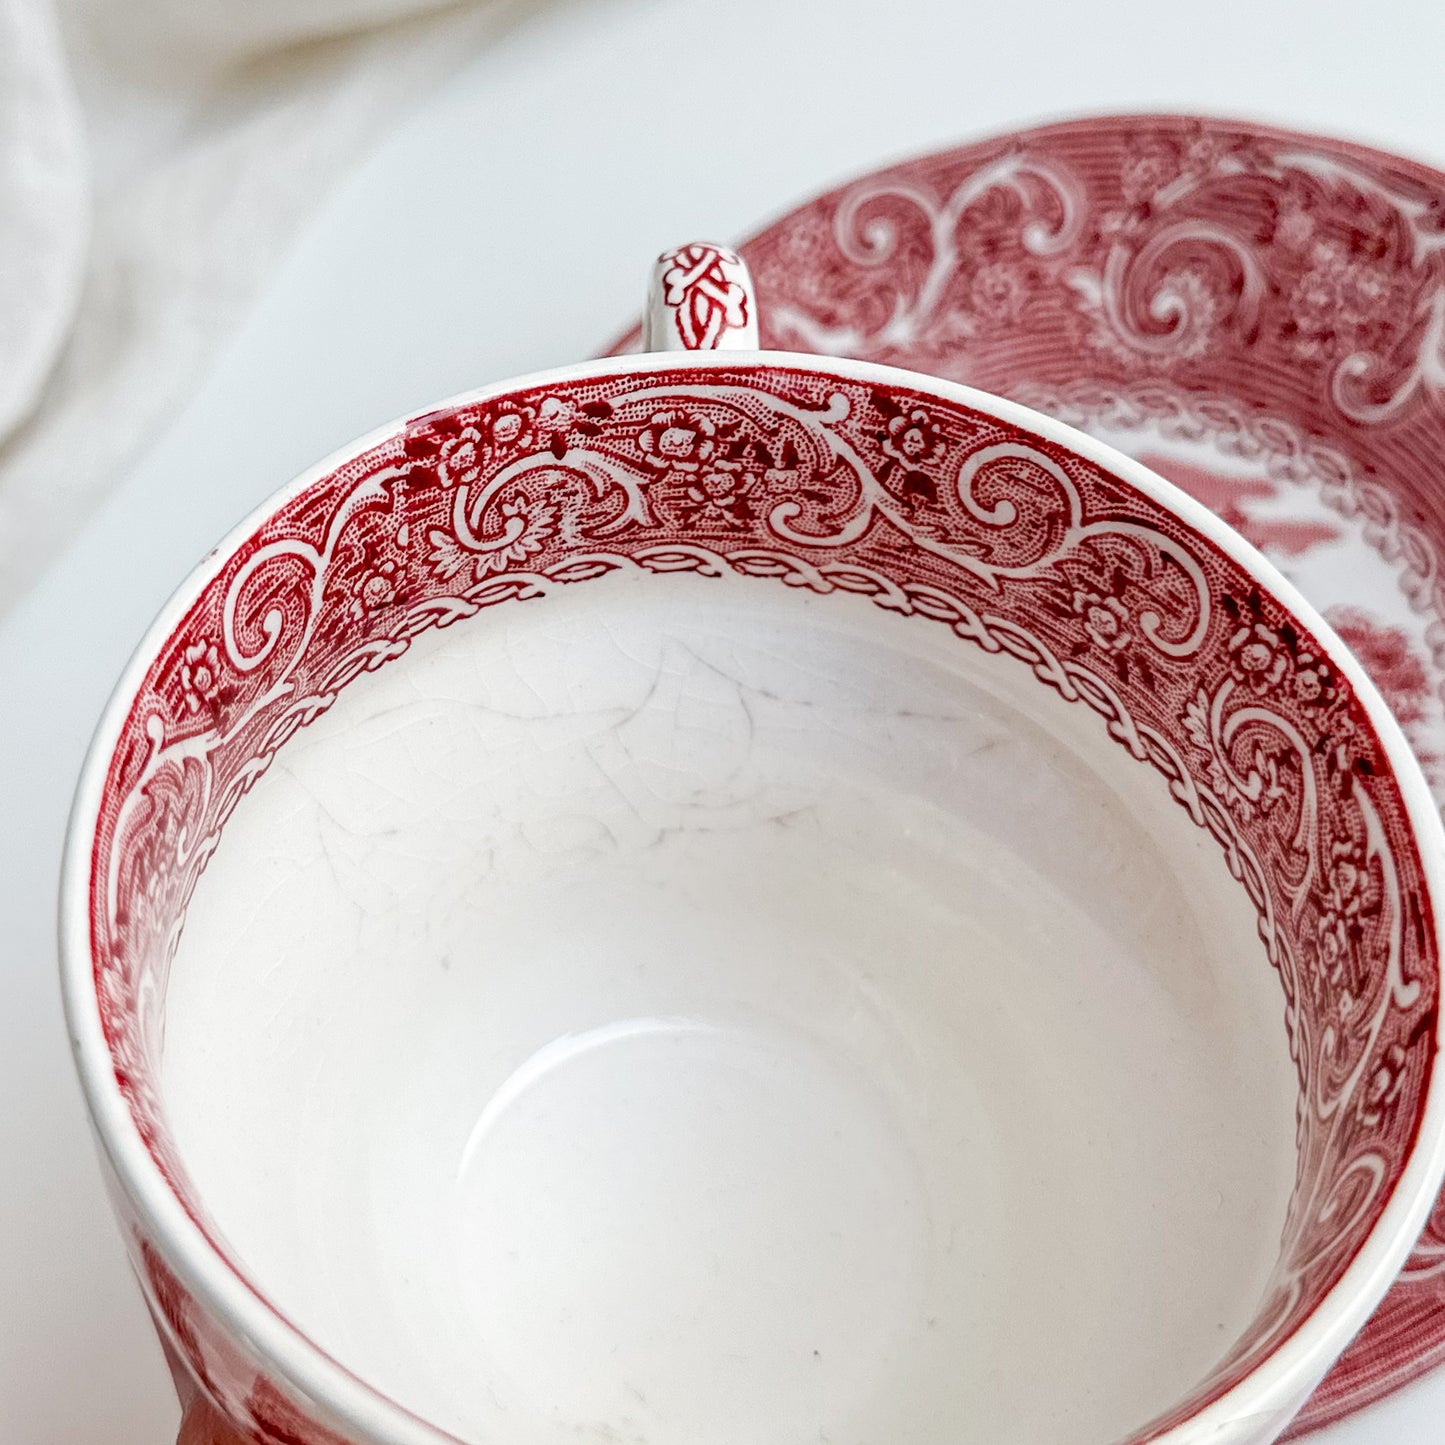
76, 356, 1442, 1445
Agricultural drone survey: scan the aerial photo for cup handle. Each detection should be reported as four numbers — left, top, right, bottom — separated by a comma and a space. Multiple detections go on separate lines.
643, 242, 759, 352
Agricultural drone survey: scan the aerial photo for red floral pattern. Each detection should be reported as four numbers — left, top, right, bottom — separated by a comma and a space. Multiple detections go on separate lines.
79, 359, 1438, 1445
1327, 608, 1434, 731
1136, 455, 1344, 561
603, 115, 1445, 1434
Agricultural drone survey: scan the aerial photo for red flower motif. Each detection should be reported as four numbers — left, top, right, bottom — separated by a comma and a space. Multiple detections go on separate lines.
1327, 838, 1378, 920
1228, 620, 1289, 694
179, 642, 224, 715
969, 262, 1026, 325
637, 410, 716, 471
437, 426, 484, 488
882, 407, 943, 467
680, 468, 754, 527
489, 405, 534, 451
1119, 142, 1178, 207
1272, 197, 1316, 252
347, 559, 403, 622
1071, 588, 1132, 652
1292, 652, 1336, 705
1286, 239, 1401, 362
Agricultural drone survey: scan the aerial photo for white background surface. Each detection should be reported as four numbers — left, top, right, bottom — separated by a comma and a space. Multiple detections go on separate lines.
4, 0, 1445, 1441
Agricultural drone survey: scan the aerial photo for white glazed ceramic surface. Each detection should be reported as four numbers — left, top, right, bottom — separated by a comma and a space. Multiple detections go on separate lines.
163, 571, 1295, 1445
60, 254, 1445, 1445
667, 116, 1445, 1436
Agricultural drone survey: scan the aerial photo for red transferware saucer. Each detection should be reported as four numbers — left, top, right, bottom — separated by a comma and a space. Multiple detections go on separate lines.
613, 113, 1445, 1436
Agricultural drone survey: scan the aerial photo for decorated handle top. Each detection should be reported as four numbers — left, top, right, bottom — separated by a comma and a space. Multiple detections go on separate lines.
643, 242, 759, 352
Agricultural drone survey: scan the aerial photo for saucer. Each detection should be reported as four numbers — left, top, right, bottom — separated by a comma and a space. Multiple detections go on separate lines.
607, 114, 1445, 1436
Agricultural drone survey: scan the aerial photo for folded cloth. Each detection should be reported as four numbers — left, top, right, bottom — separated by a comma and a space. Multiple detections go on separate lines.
0, 0, 86, 444
0, 0, 533, 618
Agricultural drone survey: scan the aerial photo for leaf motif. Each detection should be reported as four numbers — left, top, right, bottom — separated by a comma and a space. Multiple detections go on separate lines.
426, 528, 472, 581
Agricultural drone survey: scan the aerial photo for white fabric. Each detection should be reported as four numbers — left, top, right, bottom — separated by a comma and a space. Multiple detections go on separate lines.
0, 0, 87, 441
0, 0, 532, 617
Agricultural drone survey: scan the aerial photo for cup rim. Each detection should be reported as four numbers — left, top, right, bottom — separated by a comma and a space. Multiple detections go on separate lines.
59, 346, 1445, 1445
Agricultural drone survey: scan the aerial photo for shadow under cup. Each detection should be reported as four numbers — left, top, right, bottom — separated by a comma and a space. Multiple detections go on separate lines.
67, 357, 1444, 1445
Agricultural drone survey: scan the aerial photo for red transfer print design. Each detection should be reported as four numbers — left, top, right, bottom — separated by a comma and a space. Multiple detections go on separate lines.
141, 1227, 367, 1445
141, 1237, 216, 1399
1328, 608, 1434, 732
605, 115, 1445, 1434
86, 361, 1437, 1444
1136, 454, 1342, 561
656, 243, 752, 348
242, 1378, 356, 1445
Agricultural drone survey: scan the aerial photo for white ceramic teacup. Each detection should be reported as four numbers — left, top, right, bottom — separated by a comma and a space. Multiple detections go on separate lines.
61, 243, 1445, 1445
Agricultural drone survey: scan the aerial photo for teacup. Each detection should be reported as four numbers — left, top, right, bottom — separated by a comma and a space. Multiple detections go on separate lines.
61, 244, 1445, 1445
